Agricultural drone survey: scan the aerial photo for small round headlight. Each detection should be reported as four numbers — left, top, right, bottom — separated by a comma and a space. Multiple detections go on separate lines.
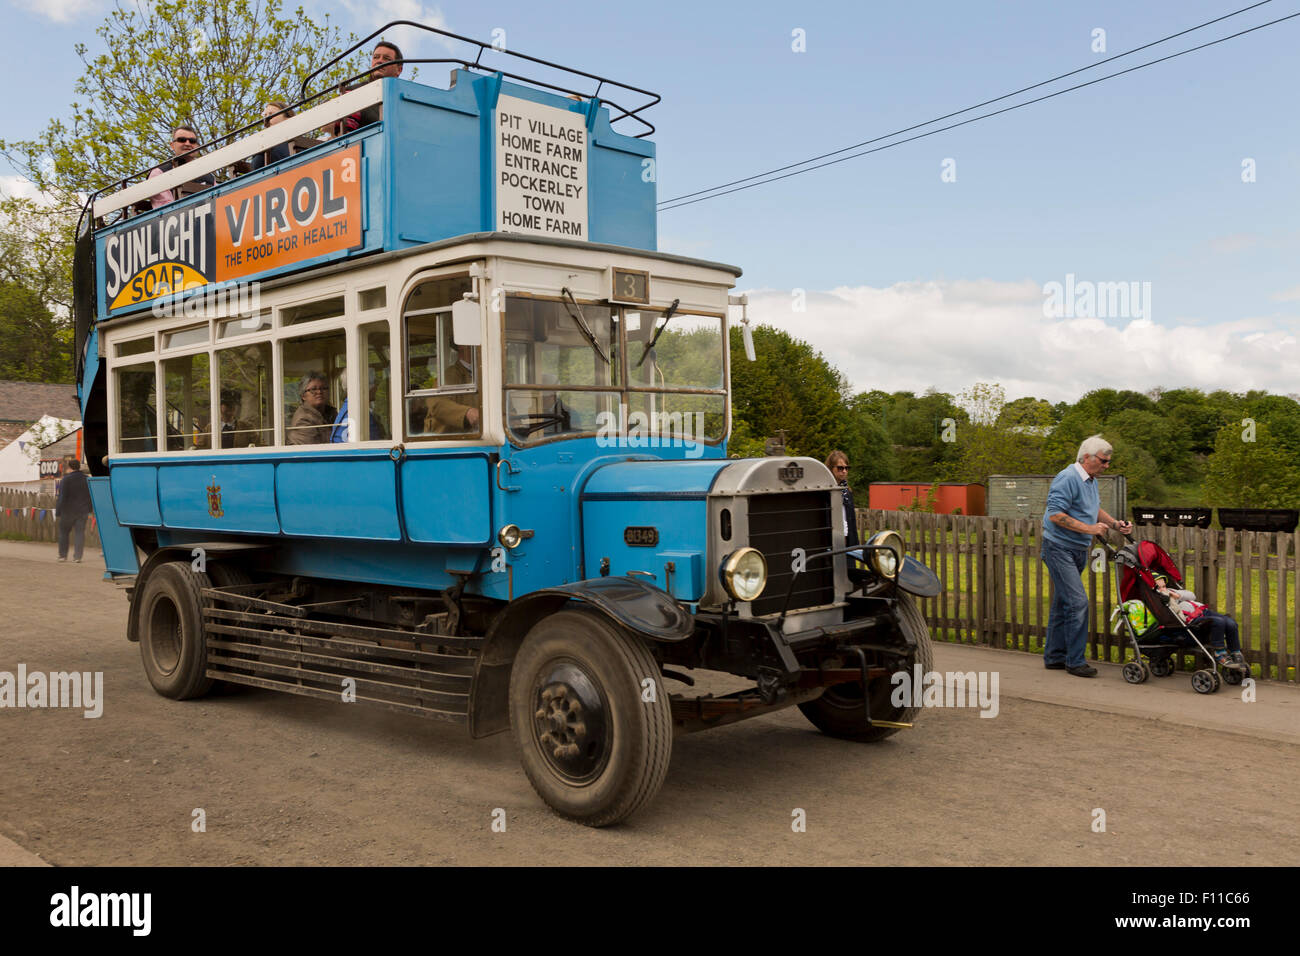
722, 548, 768, 602
867, 530, 904, 578
498, 524, 523, 549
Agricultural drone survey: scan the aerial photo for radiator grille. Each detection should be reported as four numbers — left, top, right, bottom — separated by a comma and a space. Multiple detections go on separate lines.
747, 491, 835, 615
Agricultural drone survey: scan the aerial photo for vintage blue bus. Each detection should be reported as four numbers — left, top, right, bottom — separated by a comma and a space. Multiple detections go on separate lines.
73, 25, 940, 826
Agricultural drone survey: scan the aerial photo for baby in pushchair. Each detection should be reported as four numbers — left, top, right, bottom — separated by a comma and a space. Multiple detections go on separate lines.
1150, 574, 1248, 673
1108, 538, 1250, 694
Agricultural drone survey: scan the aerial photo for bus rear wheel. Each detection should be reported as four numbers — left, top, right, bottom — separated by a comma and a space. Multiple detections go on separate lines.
509, 608, 672, 827
139, 561, 214, 700
799, 592, 934, 741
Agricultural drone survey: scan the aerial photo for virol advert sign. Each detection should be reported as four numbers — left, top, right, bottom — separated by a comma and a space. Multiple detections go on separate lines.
101, 145, 363, 313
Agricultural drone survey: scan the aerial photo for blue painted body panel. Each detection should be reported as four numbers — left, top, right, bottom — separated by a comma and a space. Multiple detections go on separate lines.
400, 454, 494, 545
158, 461, 279, 534
87, 476, 139, 575
110, 465, 161, 526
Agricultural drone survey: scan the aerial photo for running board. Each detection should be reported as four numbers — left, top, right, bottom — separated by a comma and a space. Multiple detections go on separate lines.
201, 586, 480, 724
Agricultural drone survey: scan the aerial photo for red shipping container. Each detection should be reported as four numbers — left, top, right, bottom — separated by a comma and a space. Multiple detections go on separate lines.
867, 482, 985, 516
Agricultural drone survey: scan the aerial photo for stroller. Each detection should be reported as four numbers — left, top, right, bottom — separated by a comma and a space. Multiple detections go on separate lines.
1104, 537, 1245, 694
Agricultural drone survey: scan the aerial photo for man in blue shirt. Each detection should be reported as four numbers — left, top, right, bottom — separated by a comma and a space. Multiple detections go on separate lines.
1041, 435, 1132, 676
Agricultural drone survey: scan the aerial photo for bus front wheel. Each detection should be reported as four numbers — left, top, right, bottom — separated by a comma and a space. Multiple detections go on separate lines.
508, 608, 672, 827
138, 561, 214, 700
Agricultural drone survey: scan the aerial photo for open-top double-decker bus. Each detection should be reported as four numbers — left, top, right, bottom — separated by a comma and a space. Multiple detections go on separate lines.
73, 24, 941, 826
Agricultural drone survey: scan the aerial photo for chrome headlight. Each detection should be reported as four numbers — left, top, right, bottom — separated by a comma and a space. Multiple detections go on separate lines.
867, 530, 904, 578
498, 524, 523, 549
721, 548, 767, 602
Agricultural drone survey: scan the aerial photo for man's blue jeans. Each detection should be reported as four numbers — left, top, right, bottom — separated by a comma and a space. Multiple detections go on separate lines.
1042, 537, 1090, 668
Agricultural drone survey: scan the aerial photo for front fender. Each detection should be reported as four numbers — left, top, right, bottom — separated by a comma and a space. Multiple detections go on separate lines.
469, 575, 693, 738
895, 556, 942, 598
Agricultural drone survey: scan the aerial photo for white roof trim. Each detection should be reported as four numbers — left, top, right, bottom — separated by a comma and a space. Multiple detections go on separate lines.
93, 83, 385, 219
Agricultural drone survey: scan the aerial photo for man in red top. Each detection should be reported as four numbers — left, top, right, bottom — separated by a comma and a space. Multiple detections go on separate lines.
333, 41, 404, 137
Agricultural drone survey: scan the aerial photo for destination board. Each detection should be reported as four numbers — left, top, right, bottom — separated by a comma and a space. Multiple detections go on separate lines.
495, 94, 589, 240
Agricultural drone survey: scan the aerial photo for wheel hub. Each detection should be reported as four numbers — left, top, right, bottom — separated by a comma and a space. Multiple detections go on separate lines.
531, 661, 609, 781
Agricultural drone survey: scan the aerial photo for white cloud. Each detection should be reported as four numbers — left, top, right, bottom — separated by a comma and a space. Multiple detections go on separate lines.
1271, 285, 1300, 302
10, 0, 100, 24
742, 279, 1300, 403
1207, 234, 1260, 255
338, 0, 456, 55
0, 174, 46, 202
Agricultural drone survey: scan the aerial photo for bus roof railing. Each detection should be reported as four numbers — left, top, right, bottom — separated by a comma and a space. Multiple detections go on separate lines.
302, 21, 660, 138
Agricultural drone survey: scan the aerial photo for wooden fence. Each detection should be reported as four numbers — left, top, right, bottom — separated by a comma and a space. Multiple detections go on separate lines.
0, 490, 102, 549
860, 509, 1298, 682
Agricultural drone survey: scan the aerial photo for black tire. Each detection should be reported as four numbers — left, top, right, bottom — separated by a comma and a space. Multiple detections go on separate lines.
509, 607, 672, 827
1222, 667, 1244, 686
798, 592, 934, 742
207, 563, 252, 589
1149, 654, 1175, 678
138, 561, 214, 700
1191, 669, 1216, 695
1122, 660, 1149, 684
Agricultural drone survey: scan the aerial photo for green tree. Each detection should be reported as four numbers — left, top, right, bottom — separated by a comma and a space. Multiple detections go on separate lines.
869, 388, 965, 480
945, 383, 1049, 483
1105, 408, 1194, 484
1153, 388, 1220, 455
997, 395, 1055, 430
1, 0, 362, 234
0, 282, 73, 382
1202, 421, 1300, 508
1110, 436, 1167, 505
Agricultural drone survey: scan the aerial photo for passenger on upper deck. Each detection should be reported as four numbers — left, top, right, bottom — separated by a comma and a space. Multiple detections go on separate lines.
249, 102, 295, 170
147, 125, 216, 209
332, 41, 403, 138
288, 372, 339, 445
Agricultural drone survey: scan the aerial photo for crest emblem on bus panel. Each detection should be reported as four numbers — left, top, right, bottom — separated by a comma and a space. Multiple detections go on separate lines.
206, 478, 224, 518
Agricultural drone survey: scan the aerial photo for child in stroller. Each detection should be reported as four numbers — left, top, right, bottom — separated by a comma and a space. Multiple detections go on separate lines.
1150, 574, 1248, 673
1108, 538, 1249, 694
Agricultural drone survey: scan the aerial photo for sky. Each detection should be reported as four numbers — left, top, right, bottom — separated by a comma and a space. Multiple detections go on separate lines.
2, 0, 1297, 404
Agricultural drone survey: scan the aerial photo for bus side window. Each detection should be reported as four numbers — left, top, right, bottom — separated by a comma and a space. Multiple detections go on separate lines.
357, 322, 392, 442
116, 364, 158, 453
404, 311, 480, 439
217, 342, 273, 448
163, 353, 212, 451
282, 330, 347, 446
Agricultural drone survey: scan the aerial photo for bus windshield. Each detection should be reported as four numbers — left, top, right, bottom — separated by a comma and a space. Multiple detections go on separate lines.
504, 295, 726, 444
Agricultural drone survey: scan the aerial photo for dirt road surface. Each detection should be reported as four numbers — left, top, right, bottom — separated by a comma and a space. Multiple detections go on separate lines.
1, 540, 1296, 866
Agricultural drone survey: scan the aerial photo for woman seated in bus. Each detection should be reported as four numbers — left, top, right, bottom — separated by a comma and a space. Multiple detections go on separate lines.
249, 102, 295, 170
288, 372, 338, 445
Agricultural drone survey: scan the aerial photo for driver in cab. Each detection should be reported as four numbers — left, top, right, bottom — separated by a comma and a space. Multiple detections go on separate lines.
422, 344, 480, 434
